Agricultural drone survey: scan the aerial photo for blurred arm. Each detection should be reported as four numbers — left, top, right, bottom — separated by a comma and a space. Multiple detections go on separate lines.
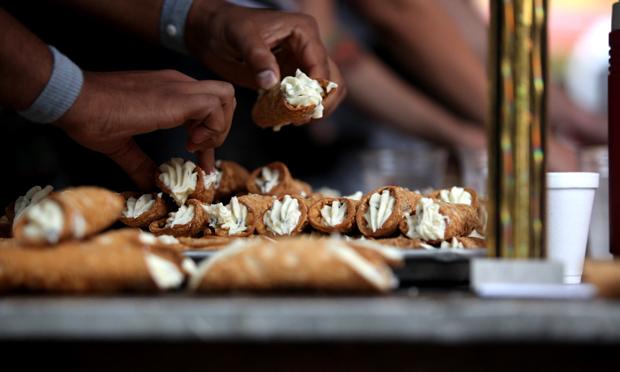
353, 0, 487, 125
0, 8, 53, 110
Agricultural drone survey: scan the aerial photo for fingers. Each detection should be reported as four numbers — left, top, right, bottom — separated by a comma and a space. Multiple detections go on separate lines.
184, 94, 231, 150
229, 22, 281, 89
106, 139, 157, 191
197, 148, 216, 172
285, 15, 330, 80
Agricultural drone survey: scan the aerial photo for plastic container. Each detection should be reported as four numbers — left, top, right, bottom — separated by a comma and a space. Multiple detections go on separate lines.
547, 172, 599, 284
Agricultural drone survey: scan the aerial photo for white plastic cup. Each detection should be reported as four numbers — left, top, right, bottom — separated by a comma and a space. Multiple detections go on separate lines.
547, 172, 599, 284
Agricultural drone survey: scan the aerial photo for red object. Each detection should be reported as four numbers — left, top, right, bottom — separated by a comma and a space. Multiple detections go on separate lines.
610, 26, 620, 256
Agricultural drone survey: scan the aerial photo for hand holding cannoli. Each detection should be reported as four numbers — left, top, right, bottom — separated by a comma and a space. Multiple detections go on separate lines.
256, 195, 308, 238
189, 237, 398, 293
13, 186, 123, 245
246, 162, 311, 197
119, 192, 168, 228
251, 69, 338, 130
400, 197, 480, 244
149, 199, 206, 237
356, 186, 421, 238
213, 160, 250, 201
156, 158, 217, 206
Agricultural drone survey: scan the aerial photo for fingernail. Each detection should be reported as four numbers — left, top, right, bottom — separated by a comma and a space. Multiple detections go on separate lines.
257, 70, 277, 89
191, 127, 209, 144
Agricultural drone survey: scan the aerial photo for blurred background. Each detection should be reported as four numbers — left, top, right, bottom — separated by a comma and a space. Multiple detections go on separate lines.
0, 0, 612, 254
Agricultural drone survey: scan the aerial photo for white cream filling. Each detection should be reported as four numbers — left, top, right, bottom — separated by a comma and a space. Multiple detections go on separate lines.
158, 158, 198, 206
254, 166, 280, 193
406, 198, 446, 241
21, 199, 64, 243
139, 231, 180, 245
330, 240, 398, 291
264, 195, 301, 235
203, 197, 248, 235
165, 205, 195, 228
321, 200, 347, 227
363, 190, 395, 232
145, 253, 184, 290
280, 69, 336, 119
13, 185, 54, 221
204, 170, 219, 189
345, 191, 363, 201
440, 237, 465, 249
122, 194, 155, 219
439, 186, 472, 206
316, 187, 341, 198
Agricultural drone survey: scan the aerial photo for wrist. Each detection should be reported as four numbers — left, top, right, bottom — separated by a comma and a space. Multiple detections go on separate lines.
184, 0, 226, 56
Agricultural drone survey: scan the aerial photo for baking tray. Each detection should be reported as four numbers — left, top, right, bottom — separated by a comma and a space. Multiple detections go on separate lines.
183, 248, 487, 285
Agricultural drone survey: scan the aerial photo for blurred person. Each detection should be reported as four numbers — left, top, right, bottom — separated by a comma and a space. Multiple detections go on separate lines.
0, 0, 345, 191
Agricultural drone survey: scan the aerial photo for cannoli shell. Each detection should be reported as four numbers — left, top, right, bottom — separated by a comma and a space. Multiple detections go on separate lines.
428, 187, 480, 211
13, 186, 124, 245
356, 186, 421, 238
156, 165, 215, 205
214, 161, 250, 201
308, 197, 359, 234
372, 236, 426, 250
119, 192, 168, 228
148, 199, 206, 237
211, 195, 271, 237
255, 195, 308, 238
455, 236, 486, 249
437, 203, 480, 242
178, 236, 240, 250
246, 162, 291, 196
251, 79, 335, 129
189, 237, 396, 293
0, 230, 185, 293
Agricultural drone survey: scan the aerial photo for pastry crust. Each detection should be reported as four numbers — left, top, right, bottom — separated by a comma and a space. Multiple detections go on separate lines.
189, 237, 397, 293
399, 201, 480, 244
155, 162, 215, 205
427, 187, 480, 211
13, 186, 124, 245
455, 236, 486, 249
149, 199, 206, 237
209, 195, 272, 237
308, 197, 359, 234
356, 186, 421, 238
119, 192, 168, 228
214, 160, 250, 201
246, 162, 312, 197
0, 229, 185, 293
251, 79, 336, 129
371, 236, 426, 250
255, 195, 309, 238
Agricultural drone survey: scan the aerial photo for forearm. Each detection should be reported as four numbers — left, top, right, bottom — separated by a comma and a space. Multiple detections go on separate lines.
345, 53, 483, 148
0, 8, 52, 110
355, 0, 487, 124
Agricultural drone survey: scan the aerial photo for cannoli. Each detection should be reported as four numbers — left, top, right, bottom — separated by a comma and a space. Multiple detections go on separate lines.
155, 158, 217, 206
0, 230, 186, 293
246, 161, 311, 197
13, 186, 123, 245
370, 236, 426, 250
428, 186, 487, 235
149, 199, 206, 237
400, 197, 480, 244
5, 185, 54, 224
213, 160, 250, 201
251, 69, 338, 130
119, 192, 168, 228
308, 196, 360, 234
440, 236, 486, 249
203, 195, 264, 237
256, 195, 309, 238
178, 236, 241, 250
189, 237, 397, 293
356, 186, 421, 238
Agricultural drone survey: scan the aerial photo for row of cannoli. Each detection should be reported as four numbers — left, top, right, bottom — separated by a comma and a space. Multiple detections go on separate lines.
0, 229, 399, 294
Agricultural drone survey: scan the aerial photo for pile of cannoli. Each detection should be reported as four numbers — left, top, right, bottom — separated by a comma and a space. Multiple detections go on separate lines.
0, 158, 485, 294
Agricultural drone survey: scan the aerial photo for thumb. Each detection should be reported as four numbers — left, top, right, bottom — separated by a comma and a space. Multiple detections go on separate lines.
232, 24, 280, 89
106, 139, 157, 191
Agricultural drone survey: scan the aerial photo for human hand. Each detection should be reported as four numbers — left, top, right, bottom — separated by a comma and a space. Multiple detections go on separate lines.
56, 70, 235, 190
185, 1, 345, 116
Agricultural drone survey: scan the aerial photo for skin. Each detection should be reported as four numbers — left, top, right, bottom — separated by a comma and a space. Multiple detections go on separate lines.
2, 0, 347, 188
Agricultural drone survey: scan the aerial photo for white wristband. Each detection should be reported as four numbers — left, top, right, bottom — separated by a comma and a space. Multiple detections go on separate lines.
160, 0, 194, 53
18, 46, 83, 124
